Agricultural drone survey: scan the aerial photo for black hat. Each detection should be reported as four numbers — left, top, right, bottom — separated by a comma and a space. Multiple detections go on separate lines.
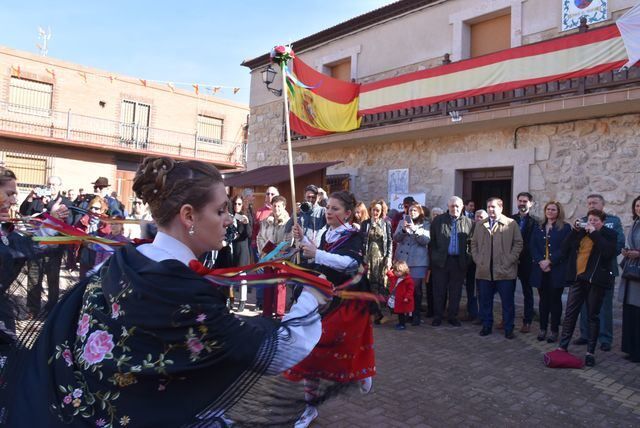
92, 177, 110, 188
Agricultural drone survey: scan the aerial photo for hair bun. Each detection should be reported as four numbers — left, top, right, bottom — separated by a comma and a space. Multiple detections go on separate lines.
132, 157, 176, 205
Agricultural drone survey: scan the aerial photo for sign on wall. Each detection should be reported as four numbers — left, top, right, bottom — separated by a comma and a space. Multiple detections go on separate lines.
562, 0, 608, 31
388, 169, 408, 195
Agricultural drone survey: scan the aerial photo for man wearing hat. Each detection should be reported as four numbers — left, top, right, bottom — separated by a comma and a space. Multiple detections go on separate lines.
92, 177, 124, 217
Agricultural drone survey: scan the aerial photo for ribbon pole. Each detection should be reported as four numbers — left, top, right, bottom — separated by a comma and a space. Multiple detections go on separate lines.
280, 61, 297, 228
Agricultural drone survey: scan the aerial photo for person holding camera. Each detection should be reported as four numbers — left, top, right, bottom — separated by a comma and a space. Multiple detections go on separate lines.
297, 185, 326, 247
572, 194, 624, 352
19, 176, 73, 318
557, 209, 617, 367
393, 201, 430, 326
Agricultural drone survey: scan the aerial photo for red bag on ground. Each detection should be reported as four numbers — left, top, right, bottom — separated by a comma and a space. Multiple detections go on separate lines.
543, 349, 584, 369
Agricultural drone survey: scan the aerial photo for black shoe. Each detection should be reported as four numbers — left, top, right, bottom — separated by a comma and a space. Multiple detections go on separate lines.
537, 330, 547, 341
237, 301, 246, 312
431, 318, 442, 327
505, 331, 515, 339
573, 338, 588, 346
448, 319, 462, 327
585, 354, 596, 367
547, 332, 558, 343
600, 343, 612, 352
479, 327, 492, 336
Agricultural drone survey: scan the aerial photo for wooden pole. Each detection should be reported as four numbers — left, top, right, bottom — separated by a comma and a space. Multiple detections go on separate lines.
280, 62, 297, 228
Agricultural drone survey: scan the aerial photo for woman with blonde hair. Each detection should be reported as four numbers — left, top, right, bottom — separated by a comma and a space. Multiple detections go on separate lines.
352, 201, 369, 231
530, 201, 572, 342
361, 199, 393, 323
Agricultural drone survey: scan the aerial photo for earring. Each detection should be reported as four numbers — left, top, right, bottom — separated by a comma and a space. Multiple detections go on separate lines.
188, 225, 195, 236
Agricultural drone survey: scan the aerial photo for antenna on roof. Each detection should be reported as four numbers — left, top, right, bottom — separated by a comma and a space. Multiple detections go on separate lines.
36, 26, 51, 56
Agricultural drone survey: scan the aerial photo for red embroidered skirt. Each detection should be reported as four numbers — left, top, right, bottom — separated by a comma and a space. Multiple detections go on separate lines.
284, 301, 376, 383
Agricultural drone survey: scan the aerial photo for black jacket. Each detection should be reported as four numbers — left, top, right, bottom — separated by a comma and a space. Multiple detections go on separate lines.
511, 212, 539, 275
429, 213, 473, 270
563, 226, 617, 288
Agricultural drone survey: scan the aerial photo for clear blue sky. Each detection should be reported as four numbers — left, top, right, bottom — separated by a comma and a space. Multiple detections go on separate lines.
0, 1, 394, 104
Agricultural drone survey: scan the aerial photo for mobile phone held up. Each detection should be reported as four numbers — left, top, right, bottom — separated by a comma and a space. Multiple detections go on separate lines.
403, 214, 413, 225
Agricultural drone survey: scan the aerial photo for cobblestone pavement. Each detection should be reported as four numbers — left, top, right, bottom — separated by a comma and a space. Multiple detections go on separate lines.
311, 288, 640, 428
45, 271, 640, 426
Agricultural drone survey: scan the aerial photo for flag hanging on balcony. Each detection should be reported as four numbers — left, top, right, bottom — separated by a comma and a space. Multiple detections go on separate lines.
286, 57, 361, 137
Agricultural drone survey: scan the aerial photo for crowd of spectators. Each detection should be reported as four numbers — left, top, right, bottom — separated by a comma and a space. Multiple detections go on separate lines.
9, 173, 640, 367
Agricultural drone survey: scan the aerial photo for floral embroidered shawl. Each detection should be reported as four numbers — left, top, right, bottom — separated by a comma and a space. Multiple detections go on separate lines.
3, 244, 286, 427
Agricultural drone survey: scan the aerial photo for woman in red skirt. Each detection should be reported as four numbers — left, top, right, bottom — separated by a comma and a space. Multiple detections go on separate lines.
287, 190, 375, 428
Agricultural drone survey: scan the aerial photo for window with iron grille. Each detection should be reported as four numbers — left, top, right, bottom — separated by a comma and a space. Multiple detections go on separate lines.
8, 77, 53, 116
197, 115, 223, 144
3, 154, 47, 187
120, 100, 150, 145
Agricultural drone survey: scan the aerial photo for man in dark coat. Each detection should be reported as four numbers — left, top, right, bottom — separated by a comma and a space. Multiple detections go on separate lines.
511, 192, 539, 333
430, 196, 473, 327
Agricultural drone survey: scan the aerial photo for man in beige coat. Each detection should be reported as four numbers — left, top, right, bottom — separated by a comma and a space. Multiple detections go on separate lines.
471, 197, 523, 339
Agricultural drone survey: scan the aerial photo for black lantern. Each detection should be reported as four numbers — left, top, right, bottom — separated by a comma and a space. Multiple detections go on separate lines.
261, 65, 282, 96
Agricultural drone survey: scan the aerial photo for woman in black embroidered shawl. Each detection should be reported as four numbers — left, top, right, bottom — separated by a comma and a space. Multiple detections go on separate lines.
3, 157, 324, 427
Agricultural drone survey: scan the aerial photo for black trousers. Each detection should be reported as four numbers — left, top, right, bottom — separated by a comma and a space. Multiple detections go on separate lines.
411, 276, 423, 324
431, 256, 466, 321
26, 248, 63, 315
559, 280, 606, 354
537, 272, 564, 332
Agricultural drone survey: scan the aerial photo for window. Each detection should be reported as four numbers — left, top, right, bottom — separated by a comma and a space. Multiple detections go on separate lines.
470, 13, 511, 57
4, 154, 47, 187
329, 59, 352, 82
120, 100, 150, 146
197, 115, 223, 144
8, 77, 53, 116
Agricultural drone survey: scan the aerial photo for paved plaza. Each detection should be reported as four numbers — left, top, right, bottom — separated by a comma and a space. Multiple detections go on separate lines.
37, 271, 640, 427
314, 289, 640, 427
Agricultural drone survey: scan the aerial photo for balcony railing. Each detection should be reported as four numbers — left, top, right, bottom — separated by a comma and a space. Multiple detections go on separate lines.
0, 101, 246, 167
291, 65, 640, 140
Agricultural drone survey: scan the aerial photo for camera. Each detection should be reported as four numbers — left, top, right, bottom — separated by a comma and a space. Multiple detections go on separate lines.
300, 201, 313, 213
34, 186, 52, 198
578, 222, 588, 229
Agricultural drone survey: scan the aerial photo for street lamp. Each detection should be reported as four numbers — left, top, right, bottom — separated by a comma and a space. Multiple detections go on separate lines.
261, 65, 282, 96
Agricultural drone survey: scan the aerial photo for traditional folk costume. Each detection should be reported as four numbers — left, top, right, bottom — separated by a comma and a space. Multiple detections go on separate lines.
2, 231, 323, 427
285, 224, 376, 426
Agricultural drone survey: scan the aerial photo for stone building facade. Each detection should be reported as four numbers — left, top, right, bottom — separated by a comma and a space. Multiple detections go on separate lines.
243, 0, 639, 223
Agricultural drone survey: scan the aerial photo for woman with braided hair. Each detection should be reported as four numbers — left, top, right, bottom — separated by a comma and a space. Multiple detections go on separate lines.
3, 157, 327, 427
288, 190, 376, 428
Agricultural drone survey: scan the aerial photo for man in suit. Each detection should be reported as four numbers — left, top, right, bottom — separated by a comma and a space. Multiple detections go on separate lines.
511, 192, 539, 333
472, 197, 523, 339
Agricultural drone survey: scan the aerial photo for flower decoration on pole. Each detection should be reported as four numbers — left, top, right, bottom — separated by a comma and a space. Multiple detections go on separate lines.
270, 45, 295, 67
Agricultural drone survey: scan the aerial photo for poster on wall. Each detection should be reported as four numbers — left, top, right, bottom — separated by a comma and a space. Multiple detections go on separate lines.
388, 169, 409, 195
562, 0, 608, 31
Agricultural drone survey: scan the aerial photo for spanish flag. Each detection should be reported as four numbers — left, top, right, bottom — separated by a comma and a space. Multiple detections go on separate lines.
287, 58, 361, 137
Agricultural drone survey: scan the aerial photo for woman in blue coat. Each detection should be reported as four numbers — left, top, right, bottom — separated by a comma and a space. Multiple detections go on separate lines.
530, 201, 572, 343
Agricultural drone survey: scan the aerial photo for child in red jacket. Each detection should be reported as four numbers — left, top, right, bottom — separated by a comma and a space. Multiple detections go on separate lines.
387, 261, 415, 330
